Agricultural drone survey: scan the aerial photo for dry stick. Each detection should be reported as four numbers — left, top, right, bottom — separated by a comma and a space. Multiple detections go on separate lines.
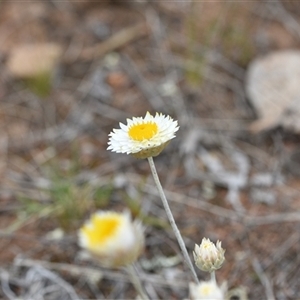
252, 257, 275, 300
68, 23, 149, 63
15, 258, 189, 289
125, 264, 149, 300
264, 232, 300, 270
268, 0, 300, 40
147, 157, 199, 283
121, 54, 165, 111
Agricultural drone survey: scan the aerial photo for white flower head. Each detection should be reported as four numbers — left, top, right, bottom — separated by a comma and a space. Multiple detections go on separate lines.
107, 111, 179, 159
78, 211, 144, 267
189, 280, 224, 300
193, 238, 225, 273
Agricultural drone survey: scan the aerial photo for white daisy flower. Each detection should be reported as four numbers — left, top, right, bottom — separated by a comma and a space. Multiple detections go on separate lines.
189, 280, 225, 300
107, 111, 179, 159
78, 211, 144, 268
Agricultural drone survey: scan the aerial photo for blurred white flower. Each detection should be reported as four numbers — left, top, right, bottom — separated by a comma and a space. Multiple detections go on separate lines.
189, 280, 224, 300
193, 238, 225, 273
107, 111, 179, 159
78, 211, 144, 267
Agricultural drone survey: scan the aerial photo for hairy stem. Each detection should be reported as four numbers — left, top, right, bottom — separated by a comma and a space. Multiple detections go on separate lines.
211, 270, 216, 283
148, 156, 199, 283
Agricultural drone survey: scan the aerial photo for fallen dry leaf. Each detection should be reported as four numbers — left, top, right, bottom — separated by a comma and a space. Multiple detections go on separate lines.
6, 43, 63, 78
246, 50, 300, 133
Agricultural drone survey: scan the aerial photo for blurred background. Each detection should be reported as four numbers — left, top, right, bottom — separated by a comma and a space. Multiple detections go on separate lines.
1, 0, 300, 299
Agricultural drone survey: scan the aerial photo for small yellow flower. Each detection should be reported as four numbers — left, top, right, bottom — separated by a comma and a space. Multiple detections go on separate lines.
78, 211, 144, 268
107, 112, 179, 159
189, 280, 224, 300
193, 238, 225, 273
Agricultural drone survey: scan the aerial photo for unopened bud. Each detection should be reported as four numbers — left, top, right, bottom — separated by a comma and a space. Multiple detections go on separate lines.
193, 238, 225, 273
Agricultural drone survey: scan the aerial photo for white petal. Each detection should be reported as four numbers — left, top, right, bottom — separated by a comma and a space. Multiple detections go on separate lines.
107, 112, 179, 155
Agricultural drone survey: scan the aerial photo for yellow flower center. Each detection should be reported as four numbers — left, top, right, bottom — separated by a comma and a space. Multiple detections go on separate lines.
200, 285, 213, 296
203, 241, 211, 249
82, 214, 121, 247
128, 122, 158, 141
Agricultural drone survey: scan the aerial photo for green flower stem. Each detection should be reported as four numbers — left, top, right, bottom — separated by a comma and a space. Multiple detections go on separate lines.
125, 264, 149, 300
147, 156, 199, 283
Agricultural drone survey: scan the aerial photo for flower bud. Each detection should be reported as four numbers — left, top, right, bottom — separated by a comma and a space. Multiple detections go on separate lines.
78, 211, 144, 268
193, 238, 225, 273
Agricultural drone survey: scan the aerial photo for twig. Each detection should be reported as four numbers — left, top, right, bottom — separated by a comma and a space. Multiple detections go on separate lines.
125, 264, 149, 300
168, 32, 245, 80
5, 97, 94, 151
141, 176, 300, 225
0, 268, 16, 300
66, 23, 149, 63
26, 265, 79, 300
267, 0, 300, 40
245, 212, 300, 226
145, 7, 189, 124
264, 232, 300, 270
1, 263, 79, 300
163, 187, 300, 226
121, 54, 165, 111
143, 180, 243, 221
14, 258, 189, 289
251, 257, 275, 300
